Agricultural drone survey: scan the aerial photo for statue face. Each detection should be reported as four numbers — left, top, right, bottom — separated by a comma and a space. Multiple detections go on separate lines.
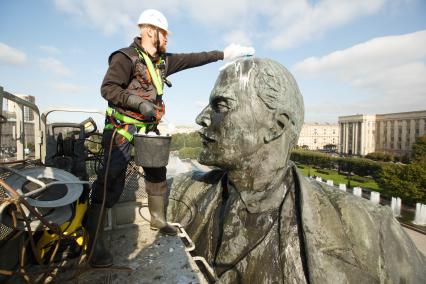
196, 63, 272, 169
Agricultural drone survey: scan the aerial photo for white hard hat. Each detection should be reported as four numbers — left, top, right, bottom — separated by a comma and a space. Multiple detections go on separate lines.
138, 9, 171, 34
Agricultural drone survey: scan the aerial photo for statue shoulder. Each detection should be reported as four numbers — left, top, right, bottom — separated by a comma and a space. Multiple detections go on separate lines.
292, 166, 426, 282
167, 169, 226, 225
170, 169, 225, 196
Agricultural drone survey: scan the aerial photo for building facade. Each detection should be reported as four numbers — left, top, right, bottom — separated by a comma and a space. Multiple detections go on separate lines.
157, 122, 199, 135
339, 111, 426, 157
297, 123, 339, 150
1, 95, 36, 153
7, 94, 36, 121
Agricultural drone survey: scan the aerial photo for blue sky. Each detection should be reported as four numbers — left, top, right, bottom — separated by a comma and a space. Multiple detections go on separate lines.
1, 0, 425, 128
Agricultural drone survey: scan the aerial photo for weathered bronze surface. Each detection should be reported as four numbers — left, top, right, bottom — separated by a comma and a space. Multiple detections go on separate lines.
167, 58, 426, 283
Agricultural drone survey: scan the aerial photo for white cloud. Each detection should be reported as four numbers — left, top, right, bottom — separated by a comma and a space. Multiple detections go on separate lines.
39, 45, 61, 55
53, 0, 147, 36
293, 30, 426, 76
0, 42, 27, 65
38, 57, 72, 76
267, 0, 387, 49
195, 100, 207, 109
52, 0, 402, 49
53, 82, 84, 93
293, 30, 426, 113
223, 30, 252, 46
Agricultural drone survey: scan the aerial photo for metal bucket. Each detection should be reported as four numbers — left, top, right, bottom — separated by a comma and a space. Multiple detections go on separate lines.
133, 134, 172, 167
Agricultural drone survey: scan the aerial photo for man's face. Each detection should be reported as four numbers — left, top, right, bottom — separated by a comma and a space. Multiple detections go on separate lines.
157, 28, 167, 53
196, 63, 272, 169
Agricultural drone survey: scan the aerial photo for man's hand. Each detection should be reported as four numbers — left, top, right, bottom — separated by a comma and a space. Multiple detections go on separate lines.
223, 43, 255, 61
138, 100, 157, 117
126, 94, 157, 117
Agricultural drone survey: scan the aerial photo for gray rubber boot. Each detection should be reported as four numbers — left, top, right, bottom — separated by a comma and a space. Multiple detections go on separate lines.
86, 204, 113, 267
148, 194, 178, 236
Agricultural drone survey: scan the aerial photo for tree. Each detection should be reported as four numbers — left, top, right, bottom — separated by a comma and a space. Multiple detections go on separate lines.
323, 144, 337, 152
378, 162, 426, 203
365, 151, 393, 162
170, 132, 202, 151
412, 135, 426, 162
178, 147, 202, 159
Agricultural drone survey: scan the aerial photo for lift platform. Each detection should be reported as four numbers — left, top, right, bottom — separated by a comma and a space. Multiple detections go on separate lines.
0, 86, 212, 283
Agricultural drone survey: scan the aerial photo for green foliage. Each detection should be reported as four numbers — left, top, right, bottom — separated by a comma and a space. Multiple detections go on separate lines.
343, 157, 383, 178
365, 151, 394, 162
323, 144, 337, 151
290, 150, 334, 169
412, 135, 426, 162
291, 150, 383, 178
297, 164, 380, 191
377, 162, 426, 203
374, 136, 426, 203
26, 142, 35, 151
170, 132, 201, 151
178, 147, 202, 159
316, 169, 331, 175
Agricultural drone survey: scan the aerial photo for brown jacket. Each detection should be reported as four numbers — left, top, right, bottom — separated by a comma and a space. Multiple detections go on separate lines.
101, 37, 223, 116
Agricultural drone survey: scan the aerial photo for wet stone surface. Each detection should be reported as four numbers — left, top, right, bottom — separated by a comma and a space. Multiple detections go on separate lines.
73, 225, 204, 283
22, 223, 206, 284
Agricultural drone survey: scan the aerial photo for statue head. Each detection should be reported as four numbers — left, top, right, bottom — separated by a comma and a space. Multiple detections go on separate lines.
196, 58, 304, 171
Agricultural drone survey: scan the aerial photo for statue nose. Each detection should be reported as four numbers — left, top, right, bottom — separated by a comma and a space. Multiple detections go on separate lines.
196, 106, 211, 127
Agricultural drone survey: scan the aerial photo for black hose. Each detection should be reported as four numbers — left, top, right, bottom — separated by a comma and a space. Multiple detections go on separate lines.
86, 128, 117, 264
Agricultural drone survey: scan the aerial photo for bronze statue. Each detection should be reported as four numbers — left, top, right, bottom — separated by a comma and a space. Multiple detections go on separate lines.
167, 58, 426, 283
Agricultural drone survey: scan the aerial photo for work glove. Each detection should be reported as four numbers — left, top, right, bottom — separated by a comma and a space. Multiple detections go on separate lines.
126, 94, 157, 117
223, 43, 255, 61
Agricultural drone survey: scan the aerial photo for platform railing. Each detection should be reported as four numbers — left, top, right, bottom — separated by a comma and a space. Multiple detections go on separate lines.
0, 86, 42, 161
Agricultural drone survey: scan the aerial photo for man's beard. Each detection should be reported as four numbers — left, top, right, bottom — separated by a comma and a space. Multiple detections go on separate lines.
159, 44, 167, 54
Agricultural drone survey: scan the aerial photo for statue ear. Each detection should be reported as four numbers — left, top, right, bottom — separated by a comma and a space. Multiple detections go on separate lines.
264, 112, 290, 143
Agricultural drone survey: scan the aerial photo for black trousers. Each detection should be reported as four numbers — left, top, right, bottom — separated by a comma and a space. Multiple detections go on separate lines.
91, 125, 166, 208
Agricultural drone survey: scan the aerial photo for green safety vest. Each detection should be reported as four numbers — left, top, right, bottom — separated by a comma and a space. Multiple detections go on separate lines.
105, 49, 164, 142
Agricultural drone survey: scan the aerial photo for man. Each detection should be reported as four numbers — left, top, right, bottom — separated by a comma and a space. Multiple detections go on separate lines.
87, 9, 255, 268
167, 58, 426, 283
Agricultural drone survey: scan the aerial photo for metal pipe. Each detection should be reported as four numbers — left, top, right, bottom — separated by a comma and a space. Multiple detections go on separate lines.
0, 86, 42, 161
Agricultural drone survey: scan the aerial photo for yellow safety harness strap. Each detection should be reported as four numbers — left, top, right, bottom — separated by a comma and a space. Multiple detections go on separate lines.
105, 107, 149, 142
134, 48, 164, 96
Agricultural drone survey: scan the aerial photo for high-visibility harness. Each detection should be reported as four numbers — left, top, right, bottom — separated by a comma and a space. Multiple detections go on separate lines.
105, 48, 165, 142
104, 107, 153, 142
134, 48, 164, 96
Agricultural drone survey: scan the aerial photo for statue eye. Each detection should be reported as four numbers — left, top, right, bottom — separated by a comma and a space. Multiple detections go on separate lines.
212, 98, 230, 113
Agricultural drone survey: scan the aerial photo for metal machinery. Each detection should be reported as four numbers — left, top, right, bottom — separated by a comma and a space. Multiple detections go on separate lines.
0, 86, 217, 283
0, 86, 107, 282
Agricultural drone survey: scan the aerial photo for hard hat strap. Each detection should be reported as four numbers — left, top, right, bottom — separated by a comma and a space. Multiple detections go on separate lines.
156, 28, 161, 57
